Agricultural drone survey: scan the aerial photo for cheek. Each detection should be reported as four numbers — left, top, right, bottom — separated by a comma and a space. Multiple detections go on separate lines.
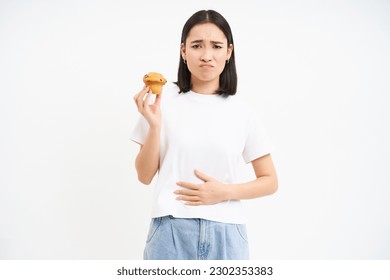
186, 53, 199, 70
217, 51, 229, 61
185, 48, 196, 59
215, 54, 228, 68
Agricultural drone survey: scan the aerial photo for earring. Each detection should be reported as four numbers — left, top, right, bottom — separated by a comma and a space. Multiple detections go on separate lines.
226, 59, 230, 64
183, 59, 187, 64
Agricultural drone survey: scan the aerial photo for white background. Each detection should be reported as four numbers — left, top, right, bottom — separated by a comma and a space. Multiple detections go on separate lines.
1, 0, 389, 259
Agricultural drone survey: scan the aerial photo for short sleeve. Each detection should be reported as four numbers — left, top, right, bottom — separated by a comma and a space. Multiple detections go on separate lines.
242, 110, 273, 163
130, 115, 149, 145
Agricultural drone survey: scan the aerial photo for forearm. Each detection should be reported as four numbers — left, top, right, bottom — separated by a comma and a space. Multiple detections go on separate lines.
135, 126, 160, 185
225, 175, 278, 200
175, 156, 278, 205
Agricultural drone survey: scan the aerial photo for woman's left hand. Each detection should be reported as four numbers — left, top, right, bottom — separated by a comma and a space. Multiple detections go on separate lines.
174, 170, 230, 206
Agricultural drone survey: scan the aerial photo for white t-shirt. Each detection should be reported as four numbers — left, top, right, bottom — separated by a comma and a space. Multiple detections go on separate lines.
130, 83, 272, 224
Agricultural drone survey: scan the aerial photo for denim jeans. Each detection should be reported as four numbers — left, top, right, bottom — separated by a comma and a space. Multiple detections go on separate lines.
143, 215, 249, 260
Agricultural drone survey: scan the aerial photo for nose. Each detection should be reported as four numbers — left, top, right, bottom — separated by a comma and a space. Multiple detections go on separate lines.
200, 47, 212, 62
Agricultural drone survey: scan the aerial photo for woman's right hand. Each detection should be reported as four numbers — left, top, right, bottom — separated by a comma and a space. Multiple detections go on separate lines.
133, 86, 162, 129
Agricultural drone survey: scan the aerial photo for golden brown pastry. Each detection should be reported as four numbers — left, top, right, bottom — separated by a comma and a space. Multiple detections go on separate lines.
143, 72, 167, 94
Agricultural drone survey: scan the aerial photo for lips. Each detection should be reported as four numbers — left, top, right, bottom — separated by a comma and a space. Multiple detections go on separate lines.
199, 63, 213, 67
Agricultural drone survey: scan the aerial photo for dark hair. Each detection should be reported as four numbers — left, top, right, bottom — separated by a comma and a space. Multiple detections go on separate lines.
175, 10, 237, 96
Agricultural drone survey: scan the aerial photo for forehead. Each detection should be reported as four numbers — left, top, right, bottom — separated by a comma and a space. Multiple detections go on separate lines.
186, 23, 227, 43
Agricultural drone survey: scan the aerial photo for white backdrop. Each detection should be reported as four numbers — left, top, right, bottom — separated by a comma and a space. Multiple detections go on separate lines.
1, 0, 389, 259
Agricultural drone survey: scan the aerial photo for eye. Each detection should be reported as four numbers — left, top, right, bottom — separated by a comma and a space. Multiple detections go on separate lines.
191, 44, 201, 49
213, 44, 223, 49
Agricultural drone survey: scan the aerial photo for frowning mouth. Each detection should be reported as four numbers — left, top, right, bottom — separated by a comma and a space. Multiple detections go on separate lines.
199, 63, 213, 68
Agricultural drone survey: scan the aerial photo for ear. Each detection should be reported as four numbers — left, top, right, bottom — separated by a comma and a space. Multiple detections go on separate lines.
227, 43, 233, 60
181, 43, 186, 61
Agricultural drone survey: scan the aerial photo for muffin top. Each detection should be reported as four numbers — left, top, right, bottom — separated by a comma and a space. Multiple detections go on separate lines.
143, 72, 167, 84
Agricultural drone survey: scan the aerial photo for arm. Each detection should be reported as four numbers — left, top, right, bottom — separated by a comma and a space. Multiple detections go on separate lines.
135, 127, 160, 185
133, 87, 162, 185
227, 154, 278, 200
175, 154, 278, 205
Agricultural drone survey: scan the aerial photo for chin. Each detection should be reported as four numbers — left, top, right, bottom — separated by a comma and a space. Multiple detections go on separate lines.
197, 73, 219, 82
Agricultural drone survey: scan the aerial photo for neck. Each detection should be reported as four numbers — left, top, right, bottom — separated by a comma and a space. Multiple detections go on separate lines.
191, 77, 219, 95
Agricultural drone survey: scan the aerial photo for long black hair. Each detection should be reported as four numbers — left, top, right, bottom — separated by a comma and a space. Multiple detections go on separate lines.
175, 10, 237, 96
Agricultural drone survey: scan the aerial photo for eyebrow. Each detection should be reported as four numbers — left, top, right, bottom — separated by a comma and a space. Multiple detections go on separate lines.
190, 39, 224, 44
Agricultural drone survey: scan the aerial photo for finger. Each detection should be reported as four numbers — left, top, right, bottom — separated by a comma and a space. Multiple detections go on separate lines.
176, 195, 200, 202
135, 88, 149, 111
154, 91, 162, 106
133, 86, 148, 102
184, 201, 203, 206
174, 189, 199, 196
176, 181, 199, 190
194, 169, 215, 182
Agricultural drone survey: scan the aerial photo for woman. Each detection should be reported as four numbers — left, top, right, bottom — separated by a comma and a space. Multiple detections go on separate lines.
131, 10, 278, 260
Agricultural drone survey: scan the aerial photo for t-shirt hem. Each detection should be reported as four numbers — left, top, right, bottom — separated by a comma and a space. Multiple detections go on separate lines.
129, 137, 144, 146
150, 212, 247, 225
244, 151, 272, 164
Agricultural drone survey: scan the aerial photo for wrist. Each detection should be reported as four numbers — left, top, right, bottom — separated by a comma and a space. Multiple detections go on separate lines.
146, 125, 161, 143
149, 123, 161, 132
224, 183, 236, 201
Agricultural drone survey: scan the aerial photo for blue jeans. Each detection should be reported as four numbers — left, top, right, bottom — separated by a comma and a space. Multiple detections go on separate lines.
143, 215, 249, 260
